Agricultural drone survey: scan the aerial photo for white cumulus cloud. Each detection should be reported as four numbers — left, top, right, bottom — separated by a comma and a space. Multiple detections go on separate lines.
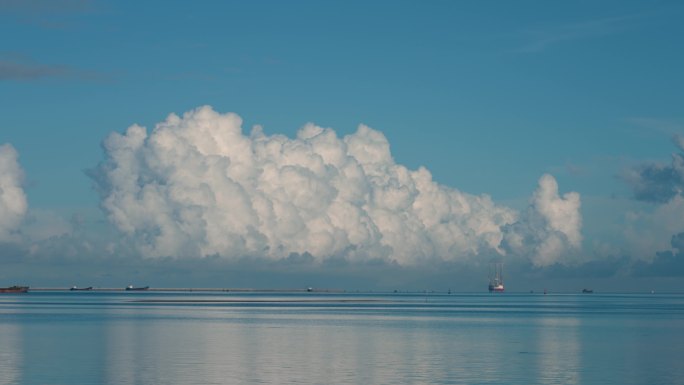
0, 143, 28, 242
502, 174, 582, 266
90, 106, 582, 266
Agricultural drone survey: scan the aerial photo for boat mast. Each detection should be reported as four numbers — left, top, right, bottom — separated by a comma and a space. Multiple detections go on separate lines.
488, 262, 504, 292
497, 262, 503, 284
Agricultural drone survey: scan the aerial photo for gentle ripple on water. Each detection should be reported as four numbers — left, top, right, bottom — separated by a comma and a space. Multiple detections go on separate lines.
0, 292, 683, 385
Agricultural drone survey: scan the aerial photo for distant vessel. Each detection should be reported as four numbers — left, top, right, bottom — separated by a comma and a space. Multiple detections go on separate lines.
488, 262, 504, 292
70, 286, 93, 291
0, 286, 29, 293
582, 289, 593, 294
125, 285, 149, 291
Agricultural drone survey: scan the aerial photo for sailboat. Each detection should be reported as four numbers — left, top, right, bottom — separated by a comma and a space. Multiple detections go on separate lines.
488, 262, 504, 292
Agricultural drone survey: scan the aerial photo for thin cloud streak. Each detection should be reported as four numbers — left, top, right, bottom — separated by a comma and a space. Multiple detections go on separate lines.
514, 14, 639, 53
0, 56, 110, 82
0, 0, 92, 12
0, 59, 70, 81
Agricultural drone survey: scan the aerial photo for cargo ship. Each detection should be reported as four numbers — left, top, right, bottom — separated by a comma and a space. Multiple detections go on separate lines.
0, 286, 29, 293
70, 286, 93, 291
125, 285, 149, 291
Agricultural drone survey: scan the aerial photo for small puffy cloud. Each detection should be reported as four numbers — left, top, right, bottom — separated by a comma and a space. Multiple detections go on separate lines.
90, 106, 581, 266
502, 174, 582, 267
0, 143, 28, 241
623, 135, 684, 203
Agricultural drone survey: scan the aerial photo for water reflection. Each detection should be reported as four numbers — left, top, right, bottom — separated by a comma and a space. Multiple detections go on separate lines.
104, 308, 447, 384
535, 317, 581, 385
19, 310, 109, 384
101, 305, 505, 384
0, 323, 21, 385
1, 292, 683, 385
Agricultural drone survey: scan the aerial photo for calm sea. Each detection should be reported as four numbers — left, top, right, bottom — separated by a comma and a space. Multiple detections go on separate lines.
0, 291, 682, 385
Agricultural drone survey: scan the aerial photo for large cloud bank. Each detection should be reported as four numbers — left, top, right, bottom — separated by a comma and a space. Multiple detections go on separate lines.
91, 106, 581, 265
0, 144, 27, 241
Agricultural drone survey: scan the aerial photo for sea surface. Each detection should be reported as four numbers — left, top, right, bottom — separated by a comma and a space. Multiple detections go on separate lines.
0, 291, 683, 385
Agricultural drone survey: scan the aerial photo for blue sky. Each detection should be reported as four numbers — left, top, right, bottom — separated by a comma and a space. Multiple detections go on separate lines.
1, 0, 684, 291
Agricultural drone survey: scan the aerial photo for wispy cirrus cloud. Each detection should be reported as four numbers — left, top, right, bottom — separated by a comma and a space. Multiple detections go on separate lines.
626, 117, 684, 136
514, 14, 638, 53
0, 0, 98, 29
0, 55, 108, 82
0, 58, 69, 81
0, 0, 92, 12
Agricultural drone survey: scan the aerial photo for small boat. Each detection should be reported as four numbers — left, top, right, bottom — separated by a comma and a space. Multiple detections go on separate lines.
488, 282, 504, 292
488, 262, 504, 292
582, 288, 593, 294
70, 286, 93, 291
125, 285, 149, 291
0, 286, 29, 293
